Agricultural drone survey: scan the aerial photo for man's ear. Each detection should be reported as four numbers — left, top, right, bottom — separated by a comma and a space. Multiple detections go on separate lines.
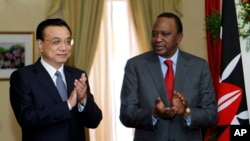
177, 33, 183, 44
36, 40, 43, 51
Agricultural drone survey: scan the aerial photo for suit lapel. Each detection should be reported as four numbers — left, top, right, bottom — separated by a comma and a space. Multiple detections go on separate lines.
145, 52, 170, 105
175, 51, 189, 91
33, 59, 63, 102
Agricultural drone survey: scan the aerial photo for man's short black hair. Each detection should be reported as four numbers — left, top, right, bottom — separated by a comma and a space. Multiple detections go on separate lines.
157, 12, 183, 33
36, 18, 72, 40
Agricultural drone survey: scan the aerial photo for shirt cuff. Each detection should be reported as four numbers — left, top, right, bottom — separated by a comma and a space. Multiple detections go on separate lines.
67, 101, 72, 110
185, 115, 191, 126
78, 102, 85, 112
152, 115, 159, 126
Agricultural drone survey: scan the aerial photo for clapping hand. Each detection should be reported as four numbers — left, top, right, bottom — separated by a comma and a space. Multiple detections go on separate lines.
74, 73, 87, 104
68, 73, 87, 107
153, 97, 177, 120
171, 91, 187, 116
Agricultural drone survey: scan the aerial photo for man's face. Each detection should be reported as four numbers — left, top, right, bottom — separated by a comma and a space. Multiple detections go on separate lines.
37, 26, 73, 69
151, 17, 182, 58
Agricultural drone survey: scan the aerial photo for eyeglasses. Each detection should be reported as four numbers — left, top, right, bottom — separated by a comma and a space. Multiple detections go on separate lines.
43, 38, 74, 46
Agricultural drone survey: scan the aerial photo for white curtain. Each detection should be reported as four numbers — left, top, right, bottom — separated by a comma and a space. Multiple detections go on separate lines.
88, 0, 140, 141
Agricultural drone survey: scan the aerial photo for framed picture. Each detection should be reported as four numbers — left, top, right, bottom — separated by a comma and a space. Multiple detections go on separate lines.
0, 32, 34, 80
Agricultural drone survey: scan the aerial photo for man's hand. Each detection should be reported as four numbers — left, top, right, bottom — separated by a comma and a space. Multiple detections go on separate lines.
171, 91, 188, 116
74, 73, 87, 104
67, 88, 78, 108
152, 97, 177, 120
67, 73, 88, 108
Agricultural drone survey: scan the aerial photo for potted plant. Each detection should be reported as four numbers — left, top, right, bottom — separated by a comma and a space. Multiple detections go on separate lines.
205, 11, 221, 43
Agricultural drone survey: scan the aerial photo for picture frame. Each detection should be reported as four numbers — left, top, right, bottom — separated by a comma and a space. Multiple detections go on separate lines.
0, 32, 34, 80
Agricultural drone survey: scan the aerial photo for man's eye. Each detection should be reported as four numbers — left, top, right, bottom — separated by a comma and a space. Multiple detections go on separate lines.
151, 32, 157, 37
161, 32, 169, 36
52, 40, 61, 45
66, 40, 71, 45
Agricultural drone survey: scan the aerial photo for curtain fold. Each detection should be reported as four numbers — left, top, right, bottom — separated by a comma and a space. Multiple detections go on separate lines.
128, 0, 183, 52
45, 0, 62, 18
204, 0, 221, 141
61, 0, 104, 75
205, 0, 221, 93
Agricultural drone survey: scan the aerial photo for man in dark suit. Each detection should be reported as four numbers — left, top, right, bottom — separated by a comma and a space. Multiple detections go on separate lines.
9, 18, 102, 141
120, 12, 218, 141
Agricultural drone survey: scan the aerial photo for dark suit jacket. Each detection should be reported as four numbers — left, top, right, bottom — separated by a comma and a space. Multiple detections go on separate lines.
9, 58, 102, 141
120, 50, 217, 141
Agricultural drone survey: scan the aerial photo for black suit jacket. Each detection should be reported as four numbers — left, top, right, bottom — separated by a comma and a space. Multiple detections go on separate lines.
9, 58, 102, 141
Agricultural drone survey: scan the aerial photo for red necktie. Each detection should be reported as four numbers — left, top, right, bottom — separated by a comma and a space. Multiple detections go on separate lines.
164, 60, 174, 101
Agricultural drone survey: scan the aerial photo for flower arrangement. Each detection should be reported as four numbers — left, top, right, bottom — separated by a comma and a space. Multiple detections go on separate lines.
237, 0, 250, 38
205, 0, 250, 50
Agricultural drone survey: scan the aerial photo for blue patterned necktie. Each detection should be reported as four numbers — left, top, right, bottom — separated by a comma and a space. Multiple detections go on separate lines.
55, 71, 67, 101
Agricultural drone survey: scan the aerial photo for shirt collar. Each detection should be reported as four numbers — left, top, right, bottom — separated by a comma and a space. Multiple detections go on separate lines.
40, 57, 64, 77
158, 49, 179, 65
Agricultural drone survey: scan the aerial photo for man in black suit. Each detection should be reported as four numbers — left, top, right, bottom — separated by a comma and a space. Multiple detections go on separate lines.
9, 18, 102, 141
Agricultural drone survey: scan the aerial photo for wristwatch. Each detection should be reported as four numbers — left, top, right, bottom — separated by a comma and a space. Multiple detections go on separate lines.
183, 107, 191, 119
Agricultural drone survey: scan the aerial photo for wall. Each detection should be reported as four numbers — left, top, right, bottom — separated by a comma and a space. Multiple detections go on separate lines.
0, 1, 46, 141
0, 0, 206, 141
181, 0, 207, 59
